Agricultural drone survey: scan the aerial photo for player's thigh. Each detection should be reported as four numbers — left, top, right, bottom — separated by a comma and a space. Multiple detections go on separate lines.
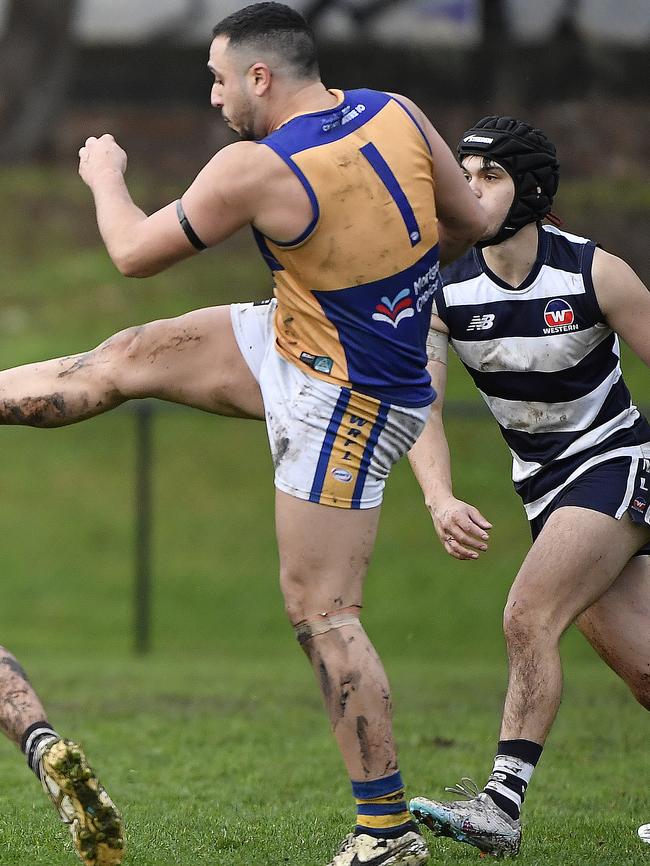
505, 506, 650, 638
576, 555, 650, 699
275, 490, 381, 623
114, 305, 264, 418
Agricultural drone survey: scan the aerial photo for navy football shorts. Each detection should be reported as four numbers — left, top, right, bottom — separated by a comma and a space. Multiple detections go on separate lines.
530, 456, 650, 556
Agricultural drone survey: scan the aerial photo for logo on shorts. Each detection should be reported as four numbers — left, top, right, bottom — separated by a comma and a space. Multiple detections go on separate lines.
332, 467, 353, 483
372, 288, 414, 329
543, 299, 576, 331
632, 497, 646, 512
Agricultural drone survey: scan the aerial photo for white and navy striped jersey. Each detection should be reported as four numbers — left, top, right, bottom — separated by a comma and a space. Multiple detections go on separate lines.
434, 225, 650, 520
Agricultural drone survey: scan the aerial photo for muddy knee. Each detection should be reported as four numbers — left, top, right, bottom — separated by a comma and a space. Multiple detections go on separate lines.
502, 599, 559, 656
280, 564, 360, 628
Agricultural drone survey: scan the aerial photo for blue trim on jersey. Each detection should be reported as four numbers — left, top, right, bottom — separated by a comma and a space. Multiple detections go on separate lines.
263, 89, 390, 156
388, 95, 432, 155
252, 227, 284, 272
258, 141, 320, 247
309, 389, 351, 503
466, 333, 618, 402
360, 142, 421, 246
313, 244, 439, 408
351, 402, 390, 509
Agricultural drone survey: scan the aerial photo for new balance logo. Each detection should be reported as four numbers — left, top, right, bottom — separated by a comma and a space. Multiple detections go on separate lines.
467, 314, 495, 331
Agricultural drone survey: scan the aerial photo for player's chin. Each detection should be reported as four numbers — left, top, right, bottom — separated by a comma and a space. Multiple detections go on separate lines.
479, 226, 500, 243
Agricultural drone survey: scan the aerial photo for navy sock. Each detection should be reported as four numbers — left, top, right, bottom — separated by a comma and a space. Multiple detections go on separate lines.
352, 770, 418, 839
483, 739, 543, 820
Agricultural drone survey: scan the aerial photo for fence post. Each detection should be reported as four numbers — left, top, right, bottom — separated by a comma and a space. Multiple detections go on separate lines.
134, 400, 154, 654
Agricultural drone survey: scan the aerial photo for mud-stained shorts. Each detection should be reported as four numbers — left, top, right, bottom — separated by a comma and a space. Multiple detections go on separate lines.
230, 299, 430, 509
529, 455, 650, 556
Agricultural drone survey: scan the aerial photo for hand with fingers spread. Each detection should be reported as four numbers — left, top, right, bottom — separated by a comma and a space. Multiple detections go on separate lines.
78, 134, 127, 188
430, 495, 492, 560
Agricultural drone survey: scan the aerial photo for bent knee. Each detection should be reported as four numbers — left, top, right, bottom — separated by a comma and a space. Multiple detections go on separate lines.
502, 599, 557, 650
95, 323, 160, 395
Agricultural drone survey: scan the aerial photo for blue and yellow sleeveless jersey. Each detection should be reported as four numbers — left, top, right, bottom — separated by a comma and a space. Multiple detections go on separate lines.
253, 88, 440, 408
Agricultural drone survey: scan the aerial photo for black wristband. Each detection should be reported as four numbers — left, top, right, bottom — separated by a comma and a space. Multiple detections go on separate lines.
176, 199, 207, 251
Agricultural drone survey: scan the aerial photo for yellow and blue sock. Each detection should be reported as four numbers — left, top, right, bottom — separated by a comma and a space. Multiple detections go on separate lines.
352, 770, 417, 839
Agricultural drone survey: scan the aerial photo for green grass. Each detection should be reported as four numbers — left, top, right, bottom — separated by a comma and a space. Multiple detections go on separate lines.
0, 167, 648, 864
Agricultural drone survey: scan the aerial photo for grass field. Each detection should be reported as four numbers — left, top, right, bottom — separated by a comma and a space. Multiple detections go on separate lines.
0, 167, 648, 865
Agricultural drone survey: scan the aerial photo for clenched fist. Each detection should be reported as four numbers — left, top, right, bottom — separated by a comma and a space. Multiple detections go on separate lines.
78, 134, 127, 187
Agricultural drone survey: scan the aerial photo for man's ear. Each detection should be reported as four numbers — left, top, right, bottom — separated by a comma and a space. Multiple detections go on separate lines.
249, 62, 272, 95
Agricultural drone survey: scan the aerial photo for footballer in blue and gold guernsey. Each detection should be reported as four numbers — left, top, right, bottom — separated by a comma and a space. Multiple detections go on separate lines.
409, 116, 650, 858
0, 4, 485, 865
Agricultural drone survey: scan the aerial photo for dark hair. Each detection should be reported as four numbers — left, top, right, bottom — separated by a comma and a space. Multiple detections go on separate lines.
212, 2, 319, 79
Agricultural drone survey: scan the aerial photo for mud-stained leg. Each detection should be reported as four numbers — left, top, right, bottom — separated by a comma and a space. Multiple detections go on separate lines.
0, 305, 263, 427
276, 492, 429, 865
0, 646, 124, 865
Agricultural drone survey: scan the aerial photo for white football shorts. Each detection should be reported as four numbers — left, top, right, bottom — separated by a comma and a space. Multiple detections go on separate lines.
230, 299, 430, 509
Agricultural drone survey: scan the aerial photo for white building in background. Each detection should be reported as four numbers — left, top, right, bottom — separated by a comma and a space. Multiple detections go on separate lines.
0, 0, 648, 45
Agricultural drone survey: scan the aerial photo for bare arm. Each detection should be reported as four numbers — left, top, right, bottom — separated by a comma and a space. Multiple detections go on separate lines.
78, 135, 261, 277
408, 316, 492, 560
389, 94, 487, 266
593, 247, 650, 366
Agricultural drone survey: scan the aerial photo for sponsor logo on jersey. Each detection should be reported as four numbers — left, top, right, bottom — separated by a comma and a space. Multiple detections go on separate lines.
322, 102, 366, 132
467, 313, 495, 331
332, 467, 353, 483
372, 288, 415, 329
543, 298, 578, 333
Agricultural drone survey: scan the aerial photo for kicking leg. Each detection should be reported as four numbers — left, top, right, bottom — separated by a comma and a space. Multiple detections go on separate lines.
0, 646, 124, 865
576, 554, 650, 710
0, 305, 263, 427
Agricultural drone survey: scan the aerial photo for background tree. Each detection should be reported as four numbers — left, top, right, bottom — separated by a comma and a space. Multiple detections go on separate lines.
0, 0, 78, 162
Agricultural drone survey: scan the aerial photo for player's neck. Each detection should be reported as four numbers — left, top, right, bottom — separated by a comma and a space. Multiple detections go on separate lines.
482, 223, 540, 289
269, 81, 340, 132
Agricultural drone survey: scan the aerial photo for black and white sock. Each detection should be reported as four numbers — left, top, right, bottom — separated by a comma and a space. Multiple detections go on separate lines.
21, 721, 59, 777
483, 739, 543, 821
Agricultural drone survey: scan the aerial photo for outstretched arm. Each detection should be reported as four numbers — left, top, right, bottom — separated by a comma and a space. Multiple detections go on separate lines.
592, 247, 650, 366
408, 317, 492, 560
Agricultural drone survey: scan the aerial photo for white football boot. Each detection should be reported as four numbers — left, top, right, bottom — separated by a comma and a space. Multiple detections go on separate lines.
36, 738, 125, 865
410, 778, 521, 857
327, 829, 429, 865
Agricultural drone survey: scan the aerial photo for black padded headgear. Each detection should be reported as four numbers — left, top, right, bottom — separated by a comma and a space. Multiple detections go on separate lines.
458, 116, 560, 247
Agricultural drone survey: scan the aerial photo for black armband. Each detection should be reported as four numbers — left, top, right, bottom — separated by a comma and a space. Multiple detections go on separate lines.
176, 199, 207, 251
